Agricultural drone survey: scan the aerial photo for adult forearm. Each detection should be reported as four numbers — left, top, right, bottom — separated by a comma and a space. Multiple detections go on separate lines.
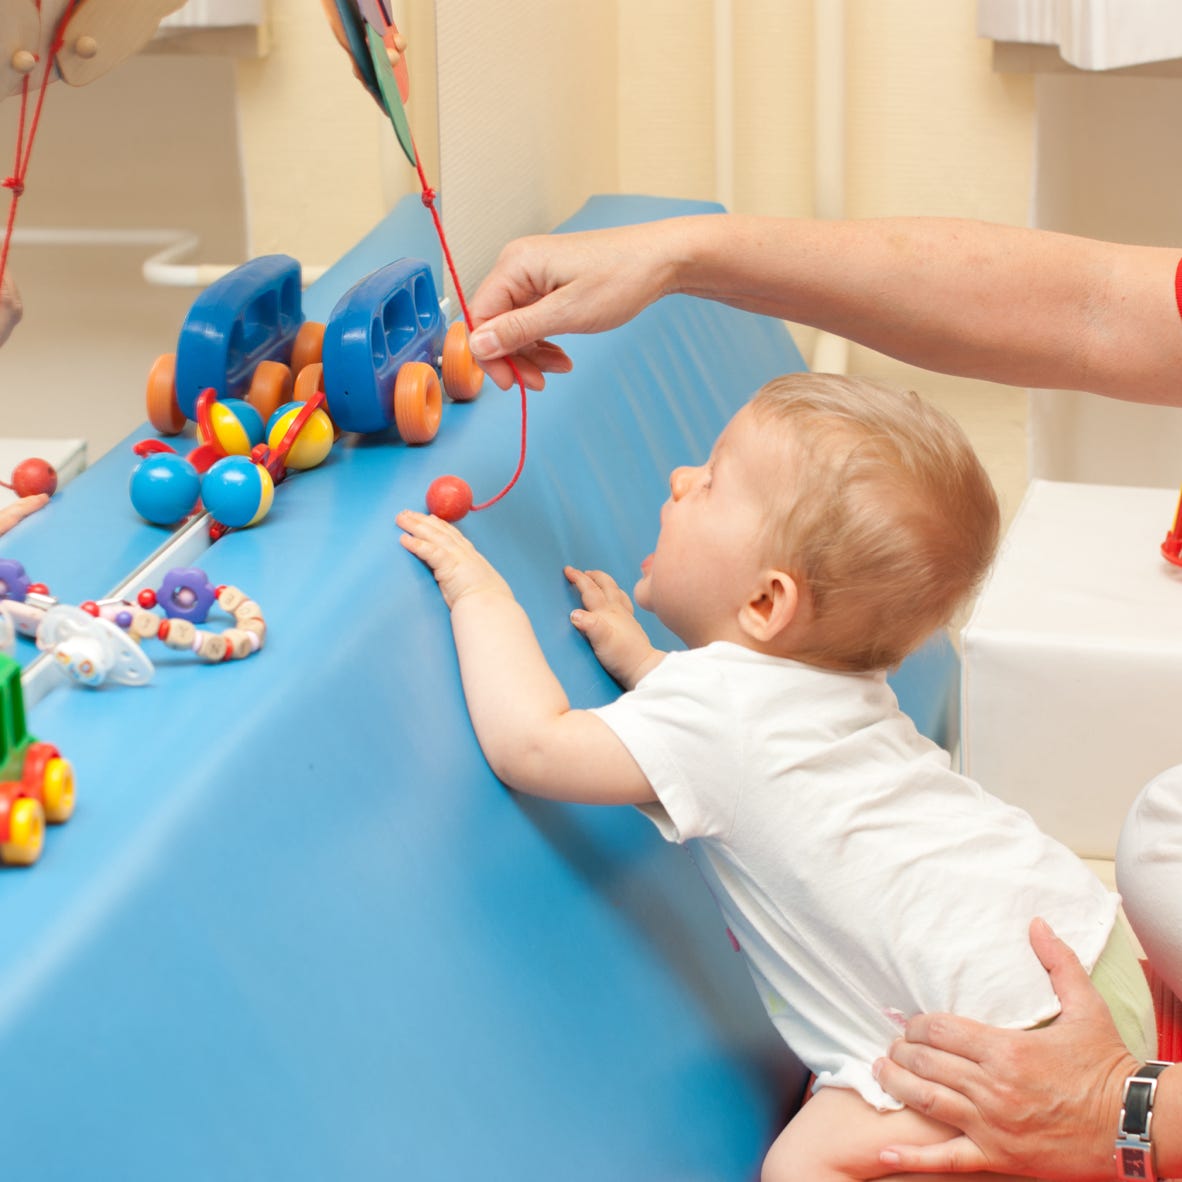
665, 215, 1182, 405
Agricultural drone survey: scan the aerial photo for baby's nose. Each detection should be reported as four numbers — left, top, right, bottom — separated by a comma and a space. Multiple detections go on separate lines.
670, 465, 695, 499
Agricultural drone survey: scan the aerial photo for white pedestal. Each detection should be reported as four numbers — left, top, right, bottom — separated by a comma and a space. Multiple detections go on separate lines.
961, 479, 1182, 859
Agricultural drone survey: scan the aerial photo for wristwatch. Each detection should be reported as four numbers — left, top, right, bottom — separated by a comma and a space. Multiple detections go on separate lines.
1116, 1061, 1171, 1181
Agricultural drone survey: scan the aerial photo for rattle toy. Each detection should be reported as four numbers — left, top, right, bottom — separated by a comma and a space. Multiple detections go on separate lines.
130, 387, 331, 537
128, 568, 266, 664
0, 559, 266, 688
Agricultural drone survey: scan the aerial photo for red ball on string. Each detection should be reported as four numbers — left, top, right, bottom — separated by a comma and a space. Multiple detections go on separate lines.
3, 457, 57, 498
426, 475, 473, 522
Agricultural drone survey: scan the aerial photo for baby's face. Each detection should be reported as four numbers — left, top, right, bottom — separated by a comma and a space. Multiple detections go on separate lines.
634, 404, 776, 646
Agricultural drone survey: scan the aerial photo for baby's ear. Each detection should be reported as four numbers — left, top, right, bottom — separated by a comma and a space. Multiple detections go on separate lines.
738, 570, 799, 644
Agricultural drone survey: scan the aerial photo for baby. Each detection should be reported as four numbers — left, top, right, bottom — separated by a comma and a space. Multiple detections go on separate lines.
397, 372, 1155, 1181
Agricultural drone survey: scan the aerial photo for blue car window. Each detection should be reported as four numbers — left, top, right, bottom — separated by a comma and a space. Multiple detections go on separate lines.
382, 287, 416, 355
279, 275, 300, 333
413, 273, 435, 330
243, 290, 279, 356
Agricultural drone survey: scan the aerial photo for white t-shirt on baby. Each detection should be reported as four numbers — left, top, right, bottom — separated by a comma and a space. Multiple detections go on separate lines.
593, 641, 1118, 1110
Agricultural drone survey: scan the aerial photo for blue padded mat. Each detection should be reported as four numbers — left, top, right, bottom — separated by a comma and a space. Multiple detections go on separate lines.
0, 194, 957, 1181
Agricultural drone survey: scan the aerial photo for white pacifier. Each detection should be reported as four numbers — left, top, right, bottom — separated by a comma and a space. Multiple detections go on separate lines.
37, 605, 154, 687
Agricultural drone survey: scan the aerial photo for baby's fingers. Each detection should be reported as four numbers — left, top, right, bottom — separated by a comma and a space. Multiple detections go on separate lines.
564, 566, 633, 612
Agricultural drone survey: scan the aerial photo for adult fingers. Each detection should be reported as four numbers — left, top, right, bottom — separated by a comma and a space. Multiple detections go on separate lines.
0, 493, 48, 537
878, 1135, 990, 1176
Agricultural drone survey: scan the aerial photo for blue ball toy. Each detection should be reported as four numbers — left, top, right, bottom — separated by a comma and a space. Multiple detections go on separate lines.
200, 455, 274, 529
129, 452, 201, 526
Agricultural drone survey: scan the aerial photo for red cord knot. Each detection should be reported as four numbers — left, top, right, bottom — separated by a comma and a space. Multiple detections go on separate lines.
3, 177, 24, 197
420, 187, 436, 206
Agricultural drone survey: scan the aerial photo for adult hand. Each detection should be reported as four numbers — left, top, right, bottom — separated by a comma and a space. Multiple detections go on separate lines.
0, 493, 49, 537
467, 224, 679, 391
874, 918, 1139, 1178
0, 272, 24, 347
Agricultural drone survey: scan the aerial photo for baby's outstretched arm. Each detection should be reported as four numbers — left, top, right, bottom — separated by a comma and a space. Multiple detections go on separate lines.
397, 511, 656, 807
563, 566, 664, 690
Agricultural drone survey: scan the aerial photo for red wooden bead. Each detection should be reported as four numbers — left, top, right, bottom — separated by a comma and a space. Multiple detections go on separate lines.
425, 475, 473, 522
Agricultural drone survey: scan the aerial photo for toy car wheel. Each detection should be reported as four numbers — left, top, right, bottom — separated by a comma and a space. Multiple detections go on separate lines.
246, 360, 293, 425
40, 757, 75, 824
393, 362, 442, 445
1, 796, 44, 866
441, 321, 485, 403
291, 321, 326, 376
293, 361, 324, 403
146, 354, 187, 436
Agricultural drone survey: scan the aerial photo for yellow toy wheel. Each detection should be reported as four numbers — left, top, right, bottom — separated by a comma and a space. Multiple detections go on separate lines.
291, 321, 325, 376
2, 797, 44, 866
441, 322, 485, 403
393, 363, 442, 445
146, 354, 186, 435
246, 360, 293, 424
41, 758, 75, 824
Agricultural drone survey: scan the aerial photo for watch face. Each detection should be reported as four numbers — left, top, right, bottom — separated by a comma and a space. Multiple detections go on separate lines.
1119, 1145, 1150, 1179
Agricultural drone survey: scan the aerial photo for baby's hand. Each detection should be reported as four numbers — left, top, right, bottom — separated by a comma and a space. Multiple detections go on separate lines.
564, 567, 663, 690
397, 510, 513, 610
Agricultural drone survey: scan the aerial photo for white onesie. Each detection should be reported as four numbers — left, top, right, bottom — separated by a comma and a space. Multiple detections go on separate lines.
592, 641, 1118, 1110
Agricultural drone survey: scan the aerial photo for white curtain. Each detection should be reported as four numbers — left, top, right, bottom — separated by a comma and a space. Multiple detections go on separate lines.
978, 0, 1182, 70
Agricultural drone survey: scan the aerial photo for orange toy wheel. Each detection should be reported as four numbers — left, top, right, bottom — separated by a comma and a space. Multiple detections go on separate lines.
291, 321, 325, 376
1, 796, 44, 866
293, 361, 324, 403
393, 363, 442, 445
293, 363, 341, 440
146, 354, 186, 435
441, 322, 485, 402
246, 360, 293, 424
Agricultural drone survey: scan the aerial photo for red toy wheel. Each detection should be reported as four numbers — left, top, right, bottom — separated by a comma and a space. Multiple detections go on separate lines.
393, 363, 442, 445
441, 322, 485, 403
291, 321, 325, 376
146, 354, 186, 435
247, 360, 293, 424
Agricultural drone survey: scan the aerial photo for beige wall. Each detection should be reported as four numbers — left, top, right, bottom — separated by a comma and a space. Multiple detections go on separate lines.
1, 0, 1036, 501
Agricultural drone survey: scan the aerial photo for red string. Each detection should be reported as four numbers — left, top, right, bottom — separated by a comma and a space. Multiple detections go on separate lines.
411, 136, 528, 512
0, 1, 82, 297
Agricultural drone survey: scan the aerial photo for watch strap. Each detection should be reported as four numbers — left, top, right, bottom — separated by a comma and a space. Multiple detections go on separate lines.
1116, 1061, 1171, 1181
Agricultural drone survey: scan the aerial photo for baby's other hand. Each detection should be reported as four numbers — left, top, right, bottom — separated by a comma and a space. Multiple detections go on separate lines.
564, 567, 663, 690
398, 510, 512, 610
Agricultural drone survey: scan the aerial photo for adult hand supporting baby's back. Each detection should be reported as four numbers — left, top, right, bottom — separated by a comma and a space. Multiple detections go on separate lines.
874, 918, 1143, 1179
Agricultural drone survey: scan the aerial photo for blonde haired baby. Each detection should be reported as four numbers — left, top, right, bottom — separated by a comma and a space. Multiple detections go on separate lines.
397, 372, 1154, 1182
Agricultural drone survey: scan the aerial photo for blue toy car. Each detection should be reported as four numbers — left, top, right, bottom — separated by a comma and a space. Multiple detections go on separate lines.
318, 258, 483, 440
146, 255, 325, 435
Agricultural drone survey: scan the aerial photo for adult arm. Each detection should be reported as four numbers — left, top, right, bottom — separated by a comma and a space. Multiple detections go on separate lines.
873, 918, 1180, 1180
467, 215, 1182, 406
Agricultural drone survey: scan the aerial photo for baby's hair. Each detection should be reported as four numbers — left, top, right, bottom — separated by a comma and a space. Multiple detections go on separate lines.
750, 373, 1000, 671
